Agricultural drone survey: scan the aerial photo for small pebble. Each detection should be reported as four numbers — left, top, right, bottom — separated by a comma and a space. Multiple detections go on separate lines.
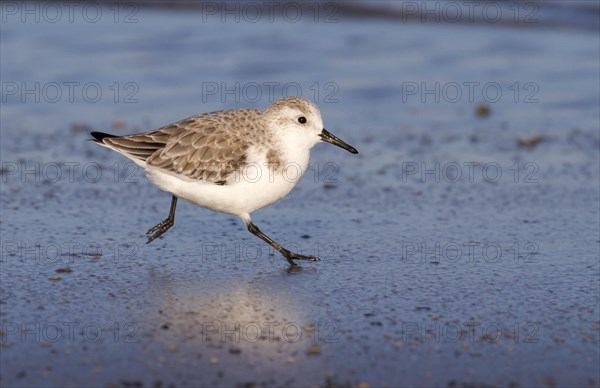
475, 104, 491, 117
517, 135, 544, 149
303, 324, 315, 333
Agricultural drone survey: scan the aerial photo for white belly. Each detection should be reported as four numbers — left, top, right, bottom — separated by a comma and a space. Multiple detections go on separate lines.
143, 152, 309, 217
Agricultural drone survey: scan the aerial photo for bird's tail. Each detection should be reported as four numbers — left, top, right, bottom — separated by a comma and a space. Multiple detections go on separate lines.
89, 131, 164, 163
90, 131, 117, 143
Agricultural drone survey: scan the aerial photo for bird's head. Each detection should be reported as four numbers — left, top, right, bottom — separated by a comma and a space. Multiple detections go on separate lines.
264, 96, 358, 154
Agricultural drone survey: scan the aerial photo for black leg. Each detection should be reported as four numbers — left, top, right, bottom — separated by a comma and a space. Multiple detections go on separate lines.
146, 196, 178, 244
247, 222, 320, 266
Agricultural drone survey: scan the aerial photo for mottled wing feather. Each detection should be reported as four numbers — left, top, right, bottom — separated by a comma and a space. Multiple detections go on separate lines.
103, 110, 259, 184
102, 136, 165, 160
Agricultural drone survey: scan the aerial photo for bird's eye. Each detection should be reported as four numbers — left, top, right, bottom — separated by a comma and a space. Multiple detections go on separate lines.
298, 116, 307, 124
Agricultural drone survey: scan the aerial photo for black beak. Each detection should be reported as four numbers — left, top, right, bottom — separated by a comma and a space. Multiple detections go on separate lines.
320, 129, 358, 154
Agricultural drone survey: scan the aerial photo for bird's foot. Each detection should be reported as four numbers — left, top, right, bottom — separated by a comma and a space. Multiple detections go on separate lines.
283, 251, 320, 265
146, 220, 173, 244
146, 220, 169, 235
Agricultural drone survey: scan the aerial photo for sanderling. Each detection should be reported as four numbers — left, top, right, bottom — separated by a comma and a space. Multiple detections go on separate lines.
91, 96, 358, 266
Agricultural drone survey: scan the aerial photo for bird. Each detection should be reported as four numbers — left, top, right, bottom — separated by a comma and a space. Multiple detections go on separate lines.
90, 96, 358, 266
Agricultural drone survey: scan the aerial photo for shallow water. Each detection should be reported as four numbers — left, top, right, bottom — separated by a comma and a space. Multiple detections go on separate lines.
1, 3, 599, 387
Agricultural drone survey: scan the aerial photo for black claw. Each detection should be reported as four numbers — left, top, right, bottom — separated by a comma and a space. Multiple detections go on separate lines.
286, 252, 320, 262
146, 222, 173, 244
146, 221, 167, 235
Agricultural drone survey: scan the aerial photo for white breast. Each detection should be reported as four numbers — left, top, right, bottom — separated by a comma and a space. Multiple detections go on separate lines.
143, 145, 311, 217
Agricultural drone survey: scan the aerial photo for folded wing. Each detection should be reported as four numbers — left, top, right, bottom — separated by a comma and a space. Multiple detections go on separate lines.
93, 111, 255, 185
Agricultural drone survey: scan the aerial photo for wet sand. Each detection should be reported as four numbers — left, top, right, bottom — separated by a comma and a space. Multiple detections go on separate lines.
1, 4, 599, 387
